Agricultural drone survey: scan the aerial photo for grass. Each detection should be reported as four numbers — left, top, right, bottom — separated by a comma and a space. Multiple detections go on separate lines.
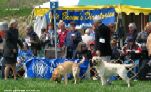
0, 78, 151, 92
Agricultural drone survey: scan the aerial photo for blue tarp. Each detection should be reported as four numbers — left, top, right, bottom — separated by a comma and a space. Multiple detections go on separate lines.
25, 58, 89, 79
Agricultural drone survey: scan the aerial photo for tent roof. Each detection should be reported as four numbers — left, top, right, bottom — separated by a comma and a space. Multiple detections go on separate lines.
77, 0, 151, 15
34, 0, 151, 16
79, 0, 151, 8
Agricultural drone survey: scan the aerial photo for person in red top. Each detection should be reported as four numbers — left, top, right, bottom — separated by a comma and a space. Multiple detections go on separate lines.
57, 20, 68, 58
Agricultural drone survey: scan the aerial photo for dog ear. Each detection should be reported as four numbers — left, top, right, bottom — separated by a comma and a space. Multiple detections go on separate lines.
52, 72, 57, 80
51, 74, 56, 81
52, 69, 59, 81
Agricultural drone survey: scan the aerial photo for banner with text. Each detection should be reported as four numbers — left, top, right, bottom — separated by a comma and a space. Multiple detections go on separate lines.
45, 8, 115, 26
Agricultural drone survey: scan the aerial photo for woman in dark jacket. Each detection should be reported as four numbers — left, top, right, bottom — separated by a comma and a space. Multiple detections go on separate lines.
3, 19, 23, 80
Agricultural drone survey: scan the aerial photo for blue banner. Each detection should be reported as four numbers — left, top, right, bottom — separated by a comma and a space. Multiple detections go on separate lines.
45, 8, 115, 26
25, 58, 89, 79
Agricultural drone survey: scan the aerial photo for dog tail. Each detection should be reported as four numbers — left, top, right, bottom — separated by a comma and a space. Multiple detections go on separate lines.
123, 64, 135, 68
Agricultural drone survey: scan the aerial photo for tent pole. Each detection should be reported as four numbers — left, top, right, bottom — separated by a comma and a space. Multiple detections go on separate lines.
119, 13, 123, 47
115, 13, 119, 32
149, 14, 151, 22
141, 13, 143, 31
144, 14, 146, 31
116, 13, 120, 48
53, 9, 58, 58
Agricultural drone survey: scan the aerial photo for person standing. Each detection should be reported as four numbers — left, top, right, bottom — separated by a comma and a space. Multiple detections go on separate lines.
30, 32, 41, 56
48, 23, 55, 47
146, 23, 151, 58
25, 25, 35, 49
25, 25, 40, 56
40, 28, 50, 49
3, 19, 23, 80
93, 16, 112, 62
65, 22, 82, 59
0, 22, 8, 79
57, 20, 68, 58
140, 22, 151, 79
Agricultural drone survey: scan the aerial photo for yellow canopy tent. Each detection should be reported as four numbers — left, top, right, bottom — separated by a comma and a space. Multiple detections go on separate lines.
33, 0, 151, 48
34, 0, 151, 16
33, 0, 151, 30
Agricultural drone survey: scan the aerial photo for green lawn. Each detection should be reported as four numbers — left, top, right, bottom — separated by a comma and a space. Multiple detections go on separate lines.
0, 78, 151, 92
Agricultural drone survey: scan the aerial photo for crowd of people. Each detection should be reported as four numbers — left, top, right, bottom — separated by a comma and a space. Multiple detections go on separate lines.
0, 16, 151, 80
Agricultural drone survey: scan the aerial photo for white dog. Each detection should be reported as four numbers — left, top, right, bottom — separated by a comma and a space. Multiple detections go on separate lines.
92, 56, 134, 87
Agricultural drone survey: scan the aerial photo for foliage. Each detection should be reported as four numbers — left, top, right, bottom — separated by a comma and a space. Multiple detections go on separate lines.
0, 0, 47, 18
0, 0, 48, 8
0, 8, 32, 18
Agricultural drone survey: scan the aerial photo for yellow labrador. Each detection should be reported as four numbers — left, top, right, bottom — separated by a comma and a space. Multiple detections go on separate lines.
92, 56, 134, 87
52, 60, 84, 85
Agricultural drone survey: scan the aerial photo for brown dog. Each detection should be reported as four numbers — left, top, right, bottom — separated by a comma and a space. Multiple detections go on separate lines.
52, 60, 84, 85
